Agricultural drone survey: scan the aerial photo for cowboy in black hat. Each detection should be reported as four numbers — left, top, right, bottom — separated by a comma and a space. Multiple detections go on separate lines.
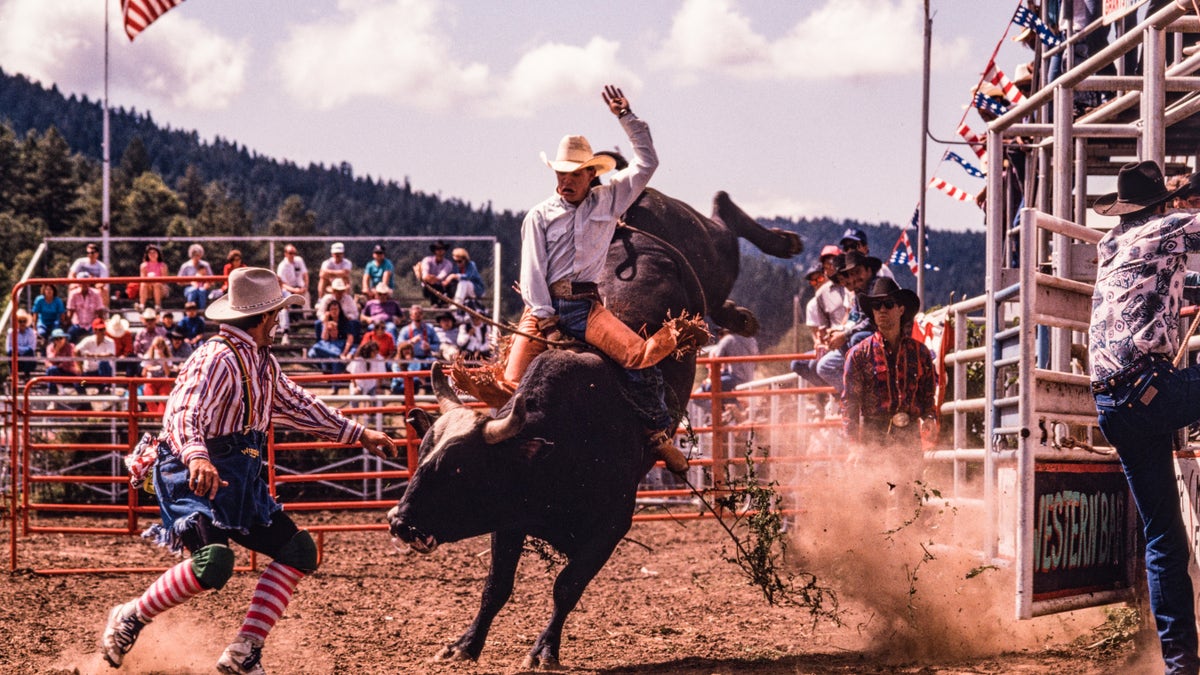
1089, 159, 1200, 675
841, 277, 935, 449
417, 240, 454, 307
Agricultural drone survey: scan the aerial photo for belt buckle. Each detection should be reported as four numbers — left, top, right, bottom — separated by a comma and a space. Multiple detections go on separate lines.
890, 412, 911, 428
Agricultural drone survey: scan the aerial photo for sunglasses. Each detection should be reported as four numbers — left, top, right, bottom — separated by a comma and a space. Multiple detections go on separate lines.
875, 299, 900, 310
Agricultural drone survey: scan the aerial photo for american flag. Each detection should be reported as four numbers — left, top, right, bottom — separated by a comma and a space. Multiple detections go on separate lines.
889, 213, 941, 273
946, 151, 986, 179
1012, 6, 1063, 48
982, 60, 1025, 104
957, 123, 987, 162
973, 92, 1010, 118
124, 0, 186, 42
929, 177, 975, 203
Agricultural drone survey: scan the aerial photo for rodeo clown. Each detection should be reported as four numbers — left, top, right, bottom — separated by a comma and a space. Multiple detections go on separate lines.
101, 267, 398, 674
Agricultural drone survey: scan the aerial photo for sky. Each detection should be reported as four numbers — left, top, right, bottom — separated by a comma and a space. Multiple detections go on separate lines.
0, 0, 1034, 236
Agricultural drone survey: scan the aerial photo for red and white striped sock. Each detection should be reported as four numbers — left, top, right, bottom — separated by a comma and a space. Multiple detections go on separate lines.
238, 562, 304, 643
134, 558, 204, 620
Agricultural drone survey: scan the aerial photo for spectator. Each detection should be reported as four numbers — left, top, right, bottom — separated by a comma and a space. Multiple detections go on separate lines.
318, 242, 354, 298
159, 310, 179, 341
347, 339, 387, 398
211, 249, 246, 301
43, 328, 79, 395
812, 251, 878, 397
362, 244, 395, 294
178, 244, 214, 310
416, 240, 453, 307
433, 313, 460, 361
838, 228, 894, 280
65, 274, 105, 343
362, 283, 403, 332
137, 244, 169, 311
701, 327, 759, 393
76, 317, 116, 385
446, 247, 486, 309
140, 336, 174, 414
395, 304, 438, 365
359, 321, 397, 361
792, 246, 846, 391
9, 309, 37, 375
456, 313, 493, 360
133, 308, 167, 360
108, 315, 138, 378
307, 300, 354, 389
315, 277, 361, 343
275, 244, 310, 346
177, 301, 206, 347
165, 327, 193, 368
31, 283, 66, 339
842, 278, 936, 448
68, 242, 111, 308
390, 341, 426, 395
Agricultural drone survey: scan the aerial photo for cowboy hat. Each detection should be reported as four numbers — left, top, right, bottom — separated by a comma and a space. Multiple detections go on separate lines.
107, 315, 130, 338
373, 282, 392, 295
1093, 161, 1184, 216
540, 135, 617, 175
835, 250, 882, 278
861, 277, 921, 323
206, 267, 304, 321
429, 240, 448, 253
330, 278, 349, 292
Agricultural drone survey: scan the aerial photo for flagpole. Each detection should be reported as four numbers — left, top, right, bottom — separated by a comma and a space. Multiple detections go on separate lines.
102, 0, 111, 268
917, 0, 931, 304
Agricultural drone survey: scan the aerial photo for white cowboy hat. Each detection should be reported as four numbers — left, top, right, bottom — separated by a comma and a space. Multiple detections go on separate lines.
206, 267, 304, 321
540, 135, 617, 175
330, 278, 349, 292
107, 315, 130, 338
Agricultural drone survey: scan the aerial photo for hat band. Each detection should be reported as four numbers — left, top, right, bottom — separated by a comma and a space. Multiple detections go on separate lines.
230, 294, 286, 313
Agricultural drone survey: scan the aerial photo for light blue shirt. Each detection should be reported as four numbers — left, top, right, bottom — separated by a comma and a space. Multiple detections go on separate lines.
519, 113, 658, 319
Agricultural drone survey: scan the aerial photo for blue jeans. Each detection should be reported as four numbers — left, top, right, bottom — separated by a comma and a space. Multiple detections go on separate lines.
816, 349, 846, 396
1096, 360, 1200, 675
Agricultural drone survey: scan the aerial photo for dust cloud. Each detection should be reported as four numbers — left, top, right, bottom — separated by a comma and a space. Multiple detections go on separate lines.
784, 447, 1111, 664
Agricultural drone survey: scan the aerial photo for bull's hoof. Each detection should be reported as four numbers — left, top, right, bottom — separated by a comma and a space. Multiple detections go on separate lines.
520, 653, 563, 670
770, 227, 804, 256
433, 645, 475, 662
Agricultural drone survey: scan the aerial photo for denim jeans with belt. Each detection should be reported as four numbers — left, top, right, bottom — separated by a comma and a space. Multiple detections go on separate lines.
1095, 360, 1200, 675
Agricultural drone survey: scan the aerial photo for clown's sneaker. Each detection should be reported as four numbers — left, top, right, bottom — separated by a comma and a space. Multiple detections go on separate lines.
217, 636, 266, 675
100, 601, 148, 668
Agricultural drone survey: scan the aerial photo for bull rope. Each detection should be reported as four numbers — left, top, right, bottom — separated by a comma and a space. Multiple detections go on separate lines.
419, 283, 573, 347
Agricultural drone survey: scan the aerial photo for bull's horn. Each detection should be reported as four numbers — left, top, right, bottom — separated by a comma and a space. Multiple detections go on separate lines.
482, 394, 526, 445
431, 363, 463, 413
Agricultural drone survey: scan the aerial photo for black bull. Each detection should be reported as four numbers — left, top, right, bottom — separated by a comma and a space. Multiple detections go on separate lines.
387, 191, 801, 668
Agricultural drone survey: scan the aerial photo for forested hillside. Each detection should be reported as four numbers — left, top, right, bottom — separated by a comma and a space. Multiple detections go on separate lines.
0, 67, 983, 351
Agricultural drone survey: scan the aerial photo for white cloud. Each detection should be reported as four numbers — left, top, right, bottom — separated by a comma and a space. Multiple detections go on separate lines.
0, 0, 245, 110
654, 0, 968, 81
275, 0, 489, 111
274, 0, 638, 117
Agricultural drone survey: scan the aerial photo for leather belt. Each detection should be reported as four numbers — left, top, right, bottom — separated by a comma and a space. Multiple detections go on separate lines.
549, 279, 599, 300
1090, 353, 1165, 394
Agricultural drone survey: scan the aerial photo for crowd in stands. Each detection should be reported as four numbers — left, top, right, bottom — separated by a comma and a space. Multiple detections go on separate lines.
8, 239, 495, 404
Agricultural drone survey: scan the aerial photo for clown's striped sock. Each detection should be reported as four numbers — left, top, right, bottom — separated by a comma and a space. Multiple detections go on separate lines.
135, 558, 204, 620
238, 562, 304, 643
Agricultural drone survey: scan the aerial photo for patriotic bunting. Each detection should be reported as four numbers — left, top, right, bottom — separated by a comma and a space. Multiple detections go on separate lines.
124, 0, 186, 42
982, 60, 1025, 104
929, 177, 974, 203
1012, 6, 1063, 48
945, 151, 986, 179
890, 229, 920, 275
973, 91, 1010, 117
957, 123, 987, 162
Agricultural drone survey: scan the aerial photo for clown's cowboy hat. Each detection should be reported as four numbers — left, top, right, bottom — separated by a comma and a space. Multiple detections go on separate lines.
206, 267, 304, 321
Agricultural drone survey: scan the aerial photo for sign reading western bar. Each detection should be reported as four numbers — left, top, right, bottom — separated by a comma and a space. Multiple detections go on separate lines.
1032, 463, 1136, 599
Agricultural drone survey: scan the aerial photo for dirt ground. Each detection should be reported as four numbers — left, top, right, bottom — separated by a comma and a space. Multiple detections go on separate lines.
0, 489, 1158, 675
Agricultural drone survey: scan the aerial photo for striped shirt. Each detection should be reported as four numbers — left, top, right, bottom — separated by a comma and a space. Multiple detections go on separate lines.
162, 325, 363, 465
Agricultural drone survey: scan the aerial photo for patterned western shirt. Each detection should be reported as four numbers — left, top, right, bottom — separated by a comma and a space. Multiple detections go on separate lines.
1089, 211, 1200, 380
161, 325, 363, 465
842, 332, 936, 441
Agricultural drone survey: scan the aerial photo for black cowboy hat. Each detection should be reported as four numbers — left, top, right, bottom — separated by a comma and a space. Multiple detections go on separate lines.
430, 240, 449, 252
861, 277, 921, 323
834, 250, 882, 278
1093, 161, 1184, 216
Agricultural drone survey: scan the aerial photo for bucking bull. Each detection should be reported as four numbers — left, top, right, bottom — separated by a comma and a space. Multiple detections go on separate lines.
388, 189, 801, 668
